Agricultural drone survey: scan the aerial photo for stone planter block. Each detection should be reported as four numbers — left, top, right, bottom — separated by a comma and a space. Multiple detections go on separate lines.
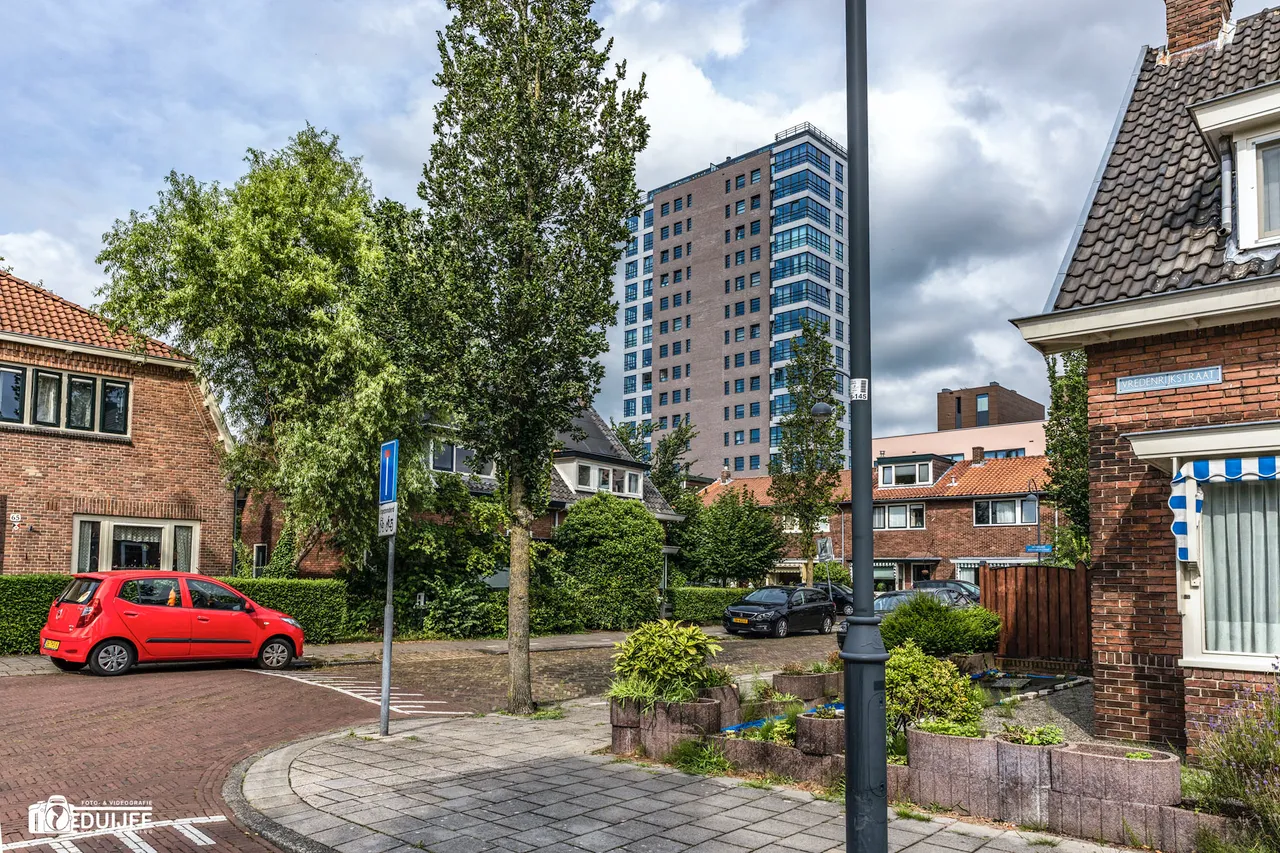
698, 685, 740, 730
906, 729, 999, 819
639, 698, 721, 761
611, 725, 641, 755
997, 737, 1060, 826
824, 671, 844, 700
1157, 805, 1234, 853
1052, 743, 1181, 806
610, 699, 640, 728
886, 763, 910, 802
796, 713, 844, 756
739, 698, 804, 723
772, 673, 830, 702
710, 736, 840, 785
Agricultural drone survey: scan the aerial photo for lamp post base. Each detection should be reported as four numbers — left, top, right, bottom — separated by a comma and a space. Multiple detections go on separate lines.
841, 615, 889, 853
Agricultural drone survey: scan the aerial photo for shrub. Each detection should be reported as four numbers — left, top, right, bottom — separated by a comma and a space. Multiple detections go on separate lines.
1196, 667, 1280, 851
879, 593, 1001, 656
1000, 724, 1064, 745
555, 493, 664, 630
612, 620, 722, 691
884, 640, 984, 737
669, 587, 745, 624
0, 575, 70, 654
915, 718, 984, 738
668, 740, 733, 776
225, 578, 347, 644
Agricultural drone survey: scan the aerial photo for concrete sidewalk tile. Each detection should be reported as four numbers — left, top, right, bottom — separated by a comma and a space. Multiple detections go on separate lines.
718, 827, 785, 848
334, 833, 405, 853
775, 833, 845, 852
312, 823, 376, 847
658, 824, 720, 846
568, 828, 631, 851
619, 837, 690, 853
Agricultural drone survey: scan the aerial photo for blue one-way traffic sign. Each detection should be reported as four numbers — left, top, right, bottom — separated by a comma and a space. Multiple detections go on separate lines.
379, 440, 399, 505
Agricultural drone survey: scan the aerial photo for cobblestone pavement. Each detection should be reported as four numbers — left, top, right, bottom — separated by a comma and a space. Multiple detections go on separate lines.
241, 698, 1126, 853
980, 683, 1096, 742
0, 664, 374, 852
318, 632, 841, 712
0, 655, 58, 677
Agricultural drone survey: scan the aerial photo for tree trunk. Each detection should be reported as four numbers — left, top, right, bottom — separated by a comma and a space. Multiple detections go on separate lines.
803, 557, 814, 587
506, 477, 535, 715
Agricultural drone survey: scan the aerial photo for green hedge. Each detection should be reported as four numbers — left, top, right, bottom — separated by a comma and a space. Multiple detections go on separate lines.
879, 593, 1001, 656
225, 578, 347, 645
669, 587, 747, 624
0, 574, 71, 654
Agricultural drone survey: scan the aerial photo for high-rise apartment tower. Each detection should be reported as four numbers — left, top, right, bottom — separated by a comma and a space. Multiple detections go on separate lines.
615, 123, 851, 479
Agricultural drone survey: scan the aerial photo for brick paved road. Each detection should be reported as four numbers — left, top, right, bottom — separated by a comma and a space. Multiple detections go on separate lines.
0, 663, 375, 853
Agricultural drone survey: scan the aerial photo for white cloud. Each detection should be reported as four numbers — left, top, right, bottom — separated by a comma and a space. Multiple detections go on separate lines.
0, 231, 103, 307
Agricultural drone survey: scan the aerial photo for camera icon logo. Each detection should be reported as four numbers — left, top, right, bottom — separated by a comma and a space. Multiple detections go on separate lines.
28, 795, 75, 835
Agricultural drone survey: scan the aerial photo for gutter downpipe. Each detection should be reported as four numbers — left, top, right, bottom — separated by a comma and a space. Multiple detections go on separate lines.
1219, 138, 1234, 237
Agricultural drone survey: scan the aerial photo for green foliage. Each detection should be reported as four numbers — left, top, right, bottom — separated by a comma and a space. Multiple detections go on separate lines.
97, 127, 455, 561
610, 418, 653, 461
422, 0, 649, 712
649, 421, 698, 506
915, 718, 984, 738
885, 641, 985, 737
812, 561, 849, 585
878, 593, 1001, 656
767, 317, 847, 574
696, 666, 734, 688
668, 740, 733, 776
1196, 670, 1280, 850
0, 575, 70, 654
1125, 750, 1153, 760
812, 705, 839, 720
224, 578, 347, 644
528, 706, 565, 721
611, 620, 722, 699
261, 524, 299, 579
1000, 724, 1065, 746
1048, 524, 1091, 569
689, 487, 786, 586
1045, 351, 1090, 543
669, 587, 747, 624
603, 675, 658, 708
555, 493, 664, 630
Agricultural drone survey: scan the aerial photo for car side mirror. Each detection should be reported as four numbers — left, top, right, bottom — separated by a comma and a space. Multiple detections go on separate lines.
244, 602, 255, 614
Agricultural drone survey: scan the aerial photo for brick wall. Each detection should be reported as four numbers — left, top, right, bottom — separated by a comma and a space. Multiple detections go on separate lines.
1184, 667, 1276, 755
239, 491, 345, 578
0, 340, 234, 575
1165, 0, 1232, 53
937, 384, 1045, 431
1087, 318, 1280, 746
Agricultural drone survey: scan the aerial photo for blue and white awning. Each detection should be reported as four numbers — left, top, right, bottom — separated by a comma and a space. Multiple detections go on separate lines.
1170, 457, 1279, 561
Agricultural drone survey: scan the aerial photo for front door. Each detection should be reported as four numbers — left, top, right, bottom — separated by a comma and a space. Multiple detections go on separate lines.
185, 578, 258, 658
911, 563, 933, 587
116, 577, 190, 659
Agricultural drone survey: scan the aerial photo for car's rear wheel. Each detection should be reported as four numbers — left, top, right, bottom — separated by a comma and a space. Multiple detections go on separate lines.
50, 657, 85, 672
772, 618, 789, 639
819, 615, 834, 635
843, 604, 854, 616
257, 638, 294, 670
88, 640, 135, 676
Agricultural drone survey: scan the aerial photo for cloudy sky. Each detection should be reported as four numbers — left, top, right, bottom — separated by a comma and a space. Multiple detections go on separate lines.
1, 0, 1265, 436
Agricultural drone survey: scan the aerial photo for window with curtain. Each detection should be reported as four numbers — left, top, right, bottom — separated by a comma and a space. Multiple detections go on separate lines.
174, 525, 194, 573
112, 525, 163, 570
1202, 481, 1280, 656
77, 520, 100, 572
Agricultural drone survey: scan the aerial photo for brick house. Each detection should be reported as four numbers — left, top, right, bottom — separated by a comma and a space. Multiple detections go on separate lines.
0, 271, 235, 575
248, 406, 682, 577
1014, 0, 1280, 748
699, 453, 1051, 589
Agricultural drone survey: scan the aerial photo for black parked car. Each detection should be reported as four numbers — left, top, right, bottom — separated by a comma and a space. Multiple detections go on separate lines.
912, 579, 980, 603
724, 586, 837, 639
819, 582, 856, 615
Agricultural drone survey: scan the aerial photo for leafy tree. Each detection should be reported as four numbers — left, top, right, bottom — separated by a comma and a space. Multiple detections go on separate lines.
420, 0, 648, 712
96, 127, 456, 562
611, 418, 654, 460
767, 318, 846, 585
554, 493, 664, 630
691, 487, 785, 586
1044, 351, 1090, 545
649, 421, 698, 506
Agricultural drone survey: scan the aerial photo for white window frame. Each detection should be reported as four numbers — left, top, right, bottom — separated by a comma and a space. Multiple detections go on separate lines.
1235, 126, 1280, 249
973, 498, 1036, 527
569, 462, 644, 499
71, 515, 201, 573
878, 462, 931, 487
1179, 478, 1280, 673
0, 363, 132, 437
873, 503, 925, 530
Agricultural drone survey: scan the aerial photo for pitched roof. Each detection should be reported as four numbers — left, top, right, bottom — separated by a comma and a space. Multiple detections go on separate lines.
1051, 7, 1280, 311
0, 270, 181, 360
698, 455, 1049, 507
554, 405, 640, 465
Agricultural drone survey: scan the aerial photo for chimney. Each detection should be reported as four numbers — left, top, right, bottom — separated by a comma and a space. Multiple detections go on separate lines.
971, 446, 985, 461
1166, 0, 1232, 53
720, 465, 732, 484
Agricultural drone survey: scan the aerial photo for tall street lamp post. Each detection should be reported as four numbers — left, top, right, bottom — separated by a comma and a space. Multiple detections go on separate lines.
812, 2, 889, 850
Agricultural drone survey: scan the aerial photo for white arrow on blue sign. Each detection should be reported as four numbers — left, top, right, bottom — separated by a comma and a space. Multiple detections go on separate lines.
379, 440, 399, 505
1025, 544, 1053, 554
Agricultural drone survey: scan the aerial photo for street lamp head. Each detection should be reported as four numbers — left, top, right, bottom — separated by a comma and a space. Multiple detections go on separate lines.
1025, 492, 1038, 503
810, 400, 835, 423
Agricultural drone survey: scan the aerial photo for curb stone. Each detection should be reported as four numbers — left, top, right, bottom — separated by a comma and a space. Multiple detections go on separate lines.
222, 742, 341, 853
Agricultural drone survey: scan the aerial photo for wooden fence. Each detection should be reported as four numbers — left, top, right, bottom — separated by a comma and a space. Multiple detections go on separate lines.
978, 562, 1092, 663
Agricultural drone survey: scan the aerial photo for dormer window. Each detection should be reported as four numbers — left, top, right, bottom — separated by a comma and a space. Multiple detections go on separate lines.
577, 464, 592, 488
880, 461, 931, 487
1258, 140, 1280, 238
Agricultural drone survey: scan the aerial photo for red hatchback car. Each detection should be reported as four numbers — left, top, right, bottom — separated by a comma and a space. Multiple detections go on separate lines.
39, 571, 305, 676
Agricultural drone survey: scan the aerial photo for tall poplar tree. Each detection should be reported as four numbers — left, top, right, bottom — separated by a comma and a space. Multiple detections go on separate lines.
767, 318, 846, 585
1044, 351, 1090, 542
421, 0, 648, 713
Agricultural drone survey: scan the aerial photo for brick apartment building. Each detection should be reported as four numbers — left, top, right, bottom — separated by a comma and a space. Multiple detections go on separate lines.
615, 123, 852, 480
1015, 0, 1280, 748
936, 382, 1044, 431
699, 452, 1050, 589
0, 271, 235, 575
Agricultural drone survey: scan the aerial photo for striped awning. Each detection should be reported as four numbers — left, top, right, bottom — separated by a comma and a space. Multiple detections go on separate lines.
1170, 456, 1279, 561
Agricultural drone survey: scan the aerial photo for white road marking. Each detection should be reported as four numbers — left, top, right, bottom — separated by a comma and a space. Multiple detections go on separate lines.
0, 816, 227, 851
116, 831, 157, 853
172, 824, 216, 846
250, 670, 467, 715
